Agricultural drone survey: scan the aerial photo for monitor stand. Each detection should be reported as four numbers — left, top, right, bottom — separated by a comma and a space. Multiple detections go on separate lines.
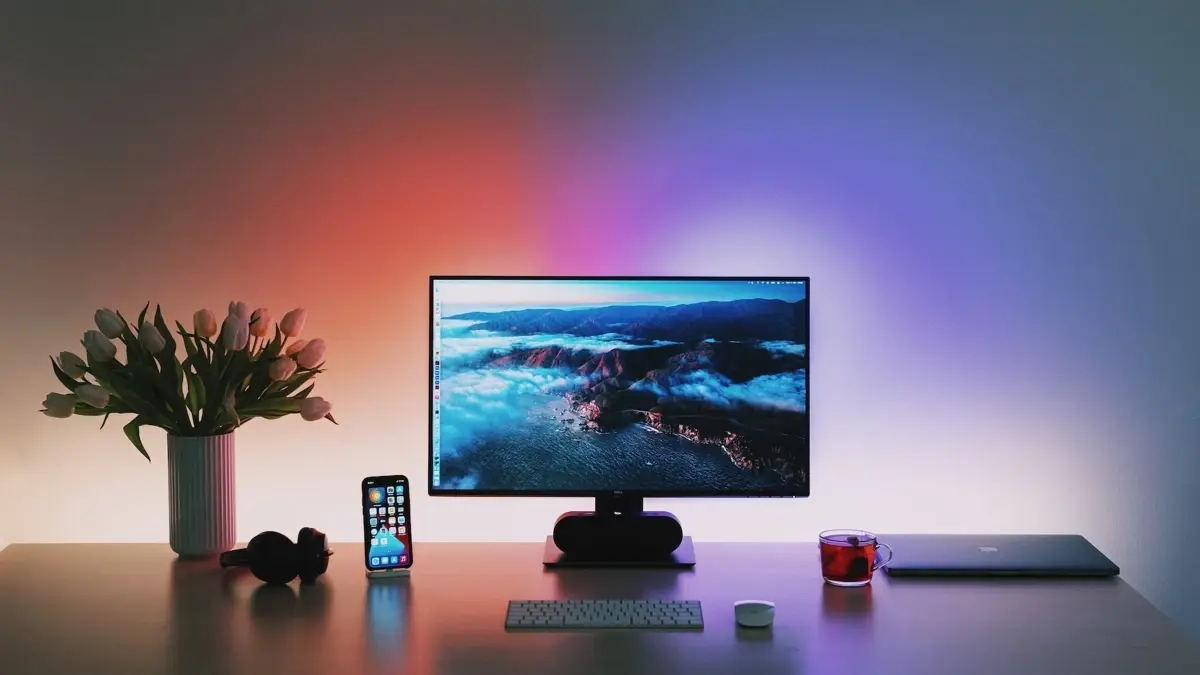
542, 495, 697, 569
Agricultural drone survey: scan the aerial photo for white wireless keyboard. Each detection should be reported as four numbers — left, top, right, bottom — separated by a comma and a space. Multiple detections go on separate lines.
505, 599, 704, 629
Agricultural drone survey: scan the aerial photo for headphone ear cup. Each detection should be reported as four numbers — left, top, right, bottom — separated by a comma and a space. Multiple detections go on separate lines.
296, 527, 329, 584
247, 531, 299, 585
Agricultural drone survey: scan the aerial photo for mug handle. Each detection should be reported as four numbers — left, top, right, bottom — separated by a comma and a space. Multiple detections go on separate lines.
873, 541, 894, 572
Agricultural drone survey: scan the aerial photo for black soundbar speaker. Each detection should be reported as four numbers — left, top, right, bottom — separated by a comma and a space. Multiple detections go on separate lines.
552, 510, 684, 560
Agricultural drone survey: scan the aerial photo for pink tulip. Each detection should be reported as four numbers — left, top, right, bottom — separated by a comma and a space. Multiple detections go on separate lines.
94, 308, 125, 339
280, 308, 307, 337
139, 322, 167, 353
75, 384, 110, 408
268, 356, 298, 382
42, 392, 76, 418
228, 301, 250, 319
250, 308, 273, 338
193, 309, 218, 338
83, 330, 116, 361
284, 339, 308, 357
300, 396, 332, 421
295, 338, 326, 369
58, 351, 86, 379
220, 313, 250, 351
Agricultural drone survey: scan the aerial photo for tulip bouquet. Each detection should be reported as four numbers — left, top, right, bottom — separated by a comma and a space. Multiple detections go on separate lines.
42, 301, 337, 460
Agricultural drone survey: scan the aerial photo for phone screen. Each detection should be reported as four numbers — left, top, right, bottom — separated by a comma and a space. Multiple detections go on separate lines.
361, 475, 412, 570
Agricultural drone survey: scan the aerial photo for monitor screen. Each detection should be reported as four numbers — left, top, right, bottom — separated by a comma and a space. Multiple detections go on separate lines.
429, 277, 809, 497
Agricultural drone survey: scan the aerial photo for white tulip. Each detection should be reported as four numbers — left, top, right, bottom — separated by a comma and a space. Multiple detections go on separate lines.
280, 308, 307, 338
300, 396, 332, 421
250, 308, 273, 338
284, 339, 308, 357
139, 322, 167, 353
268, 356, 298, 381
83, 330, 116, 362
58, 351, 86, 378
42, 392, 76, 418
94, 308, 126, 339
294, 338, 326, 369
75, 384, 110, 408
228, 301, 250, 319
193, 309, 218, 338
220, 313, 250, 351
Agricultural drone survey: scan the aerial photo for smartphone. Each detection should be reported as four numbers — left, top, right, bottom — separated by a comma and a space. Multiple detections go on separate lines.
361, 475, 413, 572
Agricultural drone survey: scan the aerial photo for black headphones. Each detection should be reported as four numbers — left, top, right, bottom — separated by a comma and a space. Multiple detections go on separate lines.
219, 527, 334, 585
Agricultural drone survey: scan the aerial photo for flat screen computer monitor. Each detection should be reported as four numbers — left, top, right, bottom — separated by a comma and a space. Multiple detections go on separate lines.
428, 276, 809, 501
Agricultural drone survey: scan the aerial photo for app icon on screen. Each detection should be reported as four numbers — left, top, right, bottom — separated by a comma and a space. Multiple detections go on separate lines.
397, 496, 404, 504
386, 486, 394, 494
368, 488, 385, 504
398, 515, 406, 524
400, 555, 407, 563
371, 557, 380, 566
369, 517, 377, 526
371, 538, 378, 546
387, 496, 394, 505
369, 507, 377, 515
397, 485, 404, 494
388, 507, 395, 515
391, 556, 399, 564
398, 526, 406, 534
371, 527, 377, 535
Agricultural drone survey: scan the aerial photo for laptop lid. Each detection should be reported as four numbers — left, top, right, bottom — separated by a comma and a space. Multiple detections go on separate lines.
881, 534, 1120, 577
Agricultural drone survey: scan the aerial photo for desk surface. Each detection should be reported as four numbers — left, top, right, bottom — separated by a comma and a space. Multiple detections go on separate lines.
1, 542, 1197, 675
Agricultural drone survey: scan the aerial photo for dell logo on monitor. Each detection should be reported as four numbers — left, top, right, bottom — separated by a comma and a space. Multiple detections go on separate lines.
978, 546, 999, 553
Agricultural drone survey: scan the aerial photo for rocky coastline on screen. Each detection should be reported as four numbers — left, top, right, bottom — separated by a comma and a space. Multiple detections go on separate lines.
484, 339, 809, 485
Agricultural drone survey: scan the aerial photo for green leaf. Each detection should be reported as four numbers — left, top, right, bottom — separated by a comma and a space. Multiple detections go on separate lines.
201, 349, 248, 432
117, 310, 147, 367
50, 356, 82, 391
123, 416, 152, 462
238, 397, 303, 416
153, 305, 178, 362
136, 302, 150, 332
176, 321, 199, 361
324, 412, 338, 425
89, 359, 174, 430
105, 397, 135, 414
177, 324, 216, 392
183, 360, 206, 420
292, 383, 314, 399
150, 305, 189, 430
72, 403, 109, 417
100, 412, 111, 429
273, 369, 319, 397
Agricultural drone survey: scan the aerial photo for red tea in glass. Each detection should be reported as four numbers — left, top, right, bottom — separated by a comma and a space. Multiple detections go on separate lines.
819, 529, 893, 587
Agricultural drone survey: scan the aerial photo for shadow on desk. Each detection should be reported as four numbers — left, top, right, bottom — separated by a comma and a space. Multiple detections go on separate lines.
550, 566, 691, 599
365, 575, 413, 657
169, 559, 338, 674
169, 559, 241, 675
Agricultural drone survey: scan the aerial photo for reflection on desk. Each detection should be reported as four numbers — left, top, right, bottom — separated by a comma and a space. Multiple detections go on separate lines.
0, 542, 1197, 675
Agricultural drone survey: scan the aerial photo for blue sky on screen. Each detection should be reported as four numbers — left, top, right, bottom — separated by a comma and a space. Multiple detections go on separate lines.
435, 278, 806, 315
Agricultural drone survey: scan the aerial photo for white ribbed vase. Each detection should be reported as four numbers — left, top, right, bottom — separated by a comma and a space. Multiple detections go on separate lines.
167, 433, 237, 558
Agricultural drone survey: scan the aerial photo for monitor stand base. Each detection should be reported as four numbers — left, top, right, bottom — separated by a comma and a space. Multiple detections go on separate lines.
542, 535, 696, 569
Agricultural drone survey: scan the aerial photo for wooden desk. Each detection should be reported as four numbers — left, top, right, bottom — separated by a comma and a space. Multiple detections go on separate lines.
1, 542, 1197, 674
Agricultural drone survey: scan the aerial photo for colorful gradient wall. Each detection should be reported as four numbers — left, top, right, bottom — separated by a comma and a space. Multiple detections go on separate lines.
2, 1, 1198, 636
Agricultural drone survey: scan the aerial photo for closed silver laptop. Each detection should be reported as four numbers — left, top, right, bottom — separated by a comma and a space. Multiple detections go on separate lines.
881, 534, 1120, 577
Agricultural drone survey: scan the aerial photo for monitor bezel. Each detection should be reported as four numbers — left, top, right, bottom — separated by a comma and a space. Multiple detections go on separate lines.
427, 275, 810, 499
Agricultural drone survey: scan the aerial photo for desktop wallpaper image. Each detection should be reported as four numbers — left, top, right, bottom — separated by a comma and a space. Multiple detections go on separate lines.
432, 279, 808, 493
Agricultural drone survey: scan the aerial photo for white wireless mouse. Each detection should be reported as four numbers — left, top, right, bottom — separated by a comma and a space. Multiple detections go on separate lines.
733, 600, 776, 628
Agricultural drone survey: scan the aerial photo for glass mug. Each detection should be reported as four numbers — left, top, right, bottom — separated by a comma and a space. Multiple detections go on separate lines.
819, 529, 893, 587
